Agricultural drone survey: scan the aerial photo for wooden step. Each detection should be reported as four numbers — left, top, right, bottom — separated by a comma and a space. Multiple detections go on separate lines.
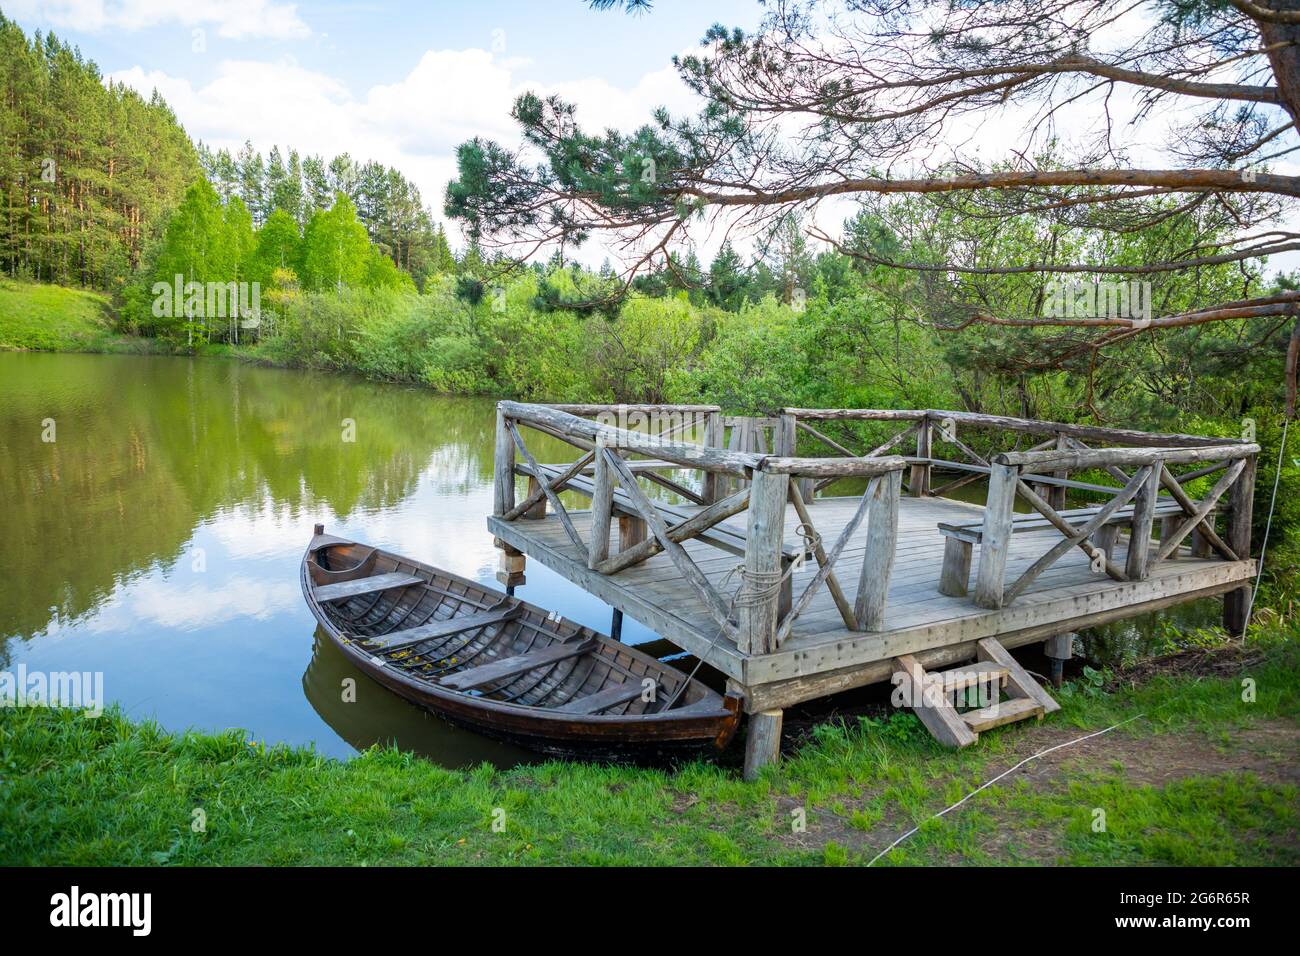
892, 654, 977, 748
928, 661, 1008, 697
363, 605, 520, 652
438, 639, 595, 691
962, 696, 1044, 732
313, 572, 423, 602
976, 637, 1061, 715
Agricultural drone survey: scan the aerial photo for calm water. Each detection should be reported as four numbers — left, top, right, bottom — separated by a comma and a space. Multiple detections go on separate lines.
0, 353, 671, 767
1, 353, 1214, 765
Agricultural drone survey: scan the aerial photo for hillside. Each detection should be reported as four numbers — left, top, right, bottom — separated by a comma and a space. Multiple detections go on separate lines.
0, 278, 117, 351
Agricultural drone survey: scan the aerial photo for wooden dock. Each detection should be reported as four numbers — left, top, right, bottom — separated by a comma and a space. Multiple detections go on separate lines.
488, 402, 1258, 776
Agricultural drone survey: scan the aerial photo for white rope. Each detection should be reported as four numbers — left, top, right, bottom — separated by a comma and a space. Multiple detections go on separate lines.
1242, 415, 1289, 639
865, 713, 1147, 866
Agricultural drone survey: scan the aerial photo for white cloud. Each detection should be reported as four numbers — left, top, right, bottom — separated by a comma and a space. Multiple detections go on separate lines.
107, 47, 702, 251
9, 0, 310, 40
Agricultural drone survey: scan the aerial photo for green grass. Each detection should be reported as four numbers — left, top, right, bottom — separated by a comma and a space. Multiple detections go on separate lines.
0, 278, 120, 351
1, 626, 1296, 866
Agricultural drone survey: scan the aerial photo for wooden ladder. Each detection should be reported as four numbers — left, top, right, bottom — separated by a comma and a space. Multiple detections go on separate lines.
891, 638, 1060, 747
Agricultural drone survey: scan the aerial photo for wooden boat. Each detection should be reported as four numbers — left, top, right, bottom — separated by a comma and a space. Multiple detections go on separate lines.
301, 525, 742, 761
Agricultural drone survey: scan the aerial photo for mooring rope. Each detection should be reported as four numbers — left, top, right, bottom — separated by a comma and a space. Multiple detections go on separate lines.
661, 522, 820, 710
864, 713, 1147, 866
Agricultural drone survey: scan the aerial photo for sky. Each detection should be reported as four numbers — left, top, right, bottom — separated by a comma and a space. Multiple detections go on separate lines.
5, 0, 1297, 273
4, 0, 761, 258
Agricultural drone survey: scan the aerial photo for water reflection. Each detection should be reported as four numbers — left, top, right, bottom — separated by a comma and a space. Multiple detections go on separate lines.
0, 353, 652, 764
302, 627, 532, 767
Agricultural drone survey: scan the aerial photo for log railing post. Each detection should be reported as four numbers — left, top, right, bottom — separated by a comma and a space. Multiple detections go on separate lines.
1125, 463, 1162, 581
493, 405, 515, 518
974, 462, 1019, 608
702, 409, 724, 504
1224, 452, 1258, 635
1049, 432, 1069, 511
855, 467, 901, 630
776, 411, 813, 503
910, 414, 931, 496
523, 477, 547, 519
588, 436, 614, 569
740, 468, 789, 655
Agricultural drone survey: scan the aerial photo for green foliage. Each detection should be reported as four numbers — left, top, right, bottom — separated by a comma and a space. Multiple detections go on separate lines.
0, 15, 199, 289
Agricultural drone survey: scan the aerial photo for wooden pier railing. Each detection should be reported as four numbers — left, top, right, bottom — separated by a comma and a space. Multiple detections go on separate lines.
492, 402, 1260, 655
780, 407, 1259, 628
494, 401, 909, 654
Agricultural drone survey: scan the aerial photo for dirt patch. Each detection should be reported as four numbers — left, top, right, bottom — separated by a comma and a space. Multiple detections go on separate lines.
763, 638, 1299, 863
1103, 644, 1273, 691
772, 718, 1298, 864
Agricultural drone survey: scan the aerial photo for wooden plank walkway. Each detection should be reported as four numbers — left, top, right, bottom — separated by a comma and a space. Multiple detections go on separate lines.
488, 493, 1254, 705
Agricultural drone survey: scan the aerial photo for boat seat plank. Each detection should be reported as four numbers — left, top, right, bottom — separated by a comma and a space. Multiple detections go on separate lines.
314, 572, 424, 602
363, 605, 520, 652
439, 639, 596, 691
555, 680, 652, 715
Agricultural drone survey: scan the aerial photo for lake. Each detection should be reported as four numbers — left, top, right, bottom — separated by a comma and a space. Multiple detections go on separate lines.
0, 352, 675, 767
1, 352, 1216, 767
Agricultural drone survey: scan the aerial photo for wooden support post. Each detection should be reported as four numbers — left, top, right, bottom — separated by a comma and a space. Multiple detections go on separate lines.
1160, 515, 1181, 560
1045, 631, 1074, 686
523, 476, 547, 519
777, 412, 814, 504
938, 537, 973, 597
1049, 432, 1069, 512
740, 469, 789, 655
493, 406, 515, 517
910, 415, 931, 497
702, 410, 723, 504
1224, 454, 1257, 636
618, 513, 648, 553
743, 709, 783, 781
1045, 632, 1074, 659
610, 607, 623, 642
588, 438, 614, 568
1191, 525, 1212, 558
778, 555, 794, 622
1125, 464, 1161, 581
855, 468, 901, 629
1092, 524, 1119, 559
974, 462, 1019, 609
494, 538, 526, 589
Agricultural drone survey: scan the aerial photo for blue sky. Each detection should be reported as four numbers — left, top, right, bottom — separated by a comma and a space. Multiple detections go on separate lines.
7, 2, 762, 94
3, 1, 763, 250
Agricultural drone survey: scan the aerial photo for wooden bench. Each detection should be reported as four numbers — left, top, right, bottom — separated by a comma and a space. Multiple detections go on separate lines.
936, 500, 1210, 597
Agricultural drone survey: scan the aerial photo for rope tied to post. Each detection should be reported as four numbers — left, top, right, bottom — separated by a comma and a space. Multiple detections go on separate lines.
729, 522, 820, 610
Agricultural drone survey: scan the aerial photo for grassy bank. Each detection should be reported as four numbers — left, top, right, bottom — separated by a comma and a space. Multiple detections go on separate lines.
0, 278, 166, 354
2, 624, 1295, 866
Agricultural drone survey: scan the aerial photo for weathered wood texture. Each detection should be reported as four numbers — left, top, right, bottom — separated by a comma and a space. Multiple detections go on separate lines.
489, 492, 1254, 704
743, 709, 784, 780
489, 402, 1259, 720
1224, 454, 1258, 635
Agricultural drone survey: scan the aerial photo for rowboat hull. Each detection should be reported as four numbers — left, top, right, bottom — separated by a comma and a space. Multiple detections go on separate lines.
301, 528, 742, 761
